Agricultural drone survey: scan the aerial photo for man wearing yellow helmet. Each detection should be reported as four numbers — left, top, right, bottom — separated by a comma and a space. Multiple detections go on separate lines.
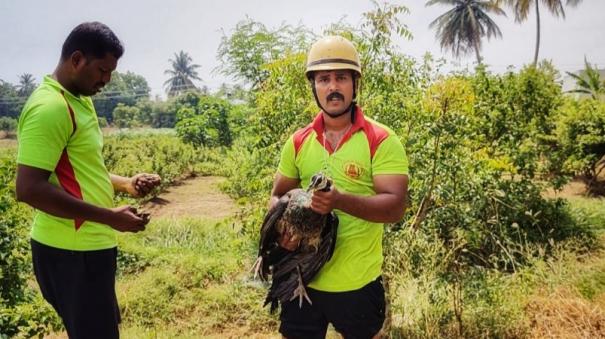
269, 35, 409, 339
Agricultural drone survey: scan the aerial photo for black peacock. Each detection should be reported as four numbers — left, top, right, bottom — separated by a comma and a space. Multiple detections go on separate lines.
253, 172, 339, 312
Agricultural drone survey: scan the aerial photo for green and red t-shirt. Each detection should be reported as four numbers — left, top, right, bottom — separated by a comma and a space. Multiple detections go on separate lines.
277, 107, 409, 292
17, 75, 116, 251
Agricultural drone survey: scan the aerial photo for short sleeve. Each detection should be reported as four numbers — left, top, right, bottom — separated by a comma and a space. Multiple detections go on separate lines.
277, 136, 299, 179
17, 97, 72, 171
371, 135, 409, 175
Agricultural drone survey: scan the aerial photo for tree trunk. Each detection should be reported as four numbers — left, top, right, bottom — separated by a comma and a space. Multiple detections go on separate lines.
533, 0, 541, 66
474, 41, 482, 65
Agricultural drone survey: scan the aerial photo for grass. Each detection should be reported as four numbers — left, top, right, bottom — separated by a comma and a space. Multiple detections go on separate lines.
115, 217, 279, 337
567, 196, 605, 233
27, 171, 605, 338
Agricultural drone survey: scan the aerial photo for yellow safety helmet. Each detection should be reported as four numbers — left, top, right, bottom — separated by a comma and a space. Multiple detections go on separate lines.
305, 36, 361, 80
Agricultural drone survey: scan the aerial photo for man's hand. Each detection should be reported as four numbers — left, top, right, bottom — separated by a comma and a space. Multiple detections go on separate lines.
310, 186, 341, 215
127, 173, 161, 197
106, 205, 149, 233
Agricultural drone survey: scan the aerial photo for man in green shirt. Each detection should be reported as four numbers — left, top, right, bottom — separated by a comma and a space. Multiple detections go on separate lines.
271, 36, 409, 339
16, 22, 160, 339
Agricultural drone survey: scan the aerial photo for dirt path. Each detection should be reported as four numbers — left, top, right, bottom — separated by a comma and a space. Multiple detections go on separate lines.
142, 176, 237, 220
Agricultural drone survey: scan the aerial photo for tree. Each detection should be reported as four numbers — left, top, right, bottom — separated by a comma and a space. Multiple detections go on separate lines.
93, 71, 150, 123
16, 73, 36, 97
505, 0, 582, 65
164, 51, 202, 97
566, 58, 605, 100
427, 0, 506, 64
112, 103, 142, 128
175, 95, 233, 147
0, 80, 22, 118
555, 98, 605, 194
216, 18, 313, 91
215, 83, 249, 102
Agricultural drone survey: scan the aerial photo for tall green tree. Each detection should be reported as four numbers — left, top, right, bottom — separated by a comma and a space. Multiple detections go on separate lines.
566, 58, 605, 100
216, 18, 313, 91
17, 73, 36, 97
505, 0, 582, 65
164, 51, 202, 97
427, 0, 506, 64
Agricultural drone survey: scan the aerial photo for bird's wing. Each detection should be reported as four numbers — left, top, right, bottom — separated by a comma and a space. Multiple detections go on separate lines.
301, 212, 339, 283
257, 193, 292, 281
267, 212, 339, 307
258, 194, 289, 255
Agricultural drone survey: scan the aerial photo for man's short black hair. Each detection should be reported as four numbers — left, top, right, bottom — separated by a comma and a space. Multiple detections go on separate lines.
60, 22, 124, 61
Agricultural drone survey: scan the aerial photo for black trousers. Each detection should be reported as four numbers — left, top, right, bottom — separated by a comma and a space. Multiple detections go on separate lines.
31, 239, 120, 339
280, 277, 386, 339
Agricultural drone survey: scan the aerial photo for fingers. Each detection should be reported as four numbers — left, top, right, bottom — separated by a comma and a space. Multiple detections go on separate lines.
311, 186, 339, 214
113, 205, 151, 233
134, 173, 162, 197
311, 192, 331, 214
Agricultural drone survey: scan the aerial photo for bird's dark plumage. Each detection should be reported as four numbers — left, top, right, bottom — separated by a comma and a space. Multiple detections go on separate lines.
254, 173, 338, 313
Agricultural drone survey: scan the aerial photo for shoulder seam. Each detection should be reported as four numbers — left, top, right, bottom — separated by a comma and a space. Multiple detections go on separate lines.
363, 119, 391, 159
293, 124, 314, 157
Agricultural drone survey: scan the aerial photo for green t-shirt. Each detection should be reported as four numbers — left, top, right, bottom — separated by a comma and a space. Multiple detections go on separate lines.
17, 75, 116, 251
277, 108, 409, 292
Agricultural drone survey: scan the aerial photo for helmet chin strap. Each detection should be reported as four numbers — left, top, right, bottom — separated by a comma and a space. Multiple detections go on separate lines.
311, 76, 357, 122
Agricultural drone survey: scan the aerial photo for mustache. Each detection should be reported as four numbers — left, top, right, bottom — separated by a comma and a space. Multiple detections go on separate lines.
326, 92, 344, 101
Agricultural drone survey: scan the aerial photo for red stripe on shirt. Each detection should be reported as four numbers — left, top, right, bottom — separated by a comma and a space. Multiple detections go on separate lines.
56, 149, 85, 230
57, 90, 84, 229
60, 90, 77, 135
361, 119, 390, 159
293, 125, 314, 156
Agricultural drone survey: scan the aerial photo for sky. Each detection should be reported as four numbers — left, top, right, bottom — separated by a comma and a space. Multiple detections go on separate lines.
0, 0, 603, 98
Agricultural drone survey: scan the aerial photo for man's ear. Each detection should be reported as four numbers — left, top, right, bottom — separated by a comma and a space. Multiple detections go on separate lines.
70, 51, 86, 70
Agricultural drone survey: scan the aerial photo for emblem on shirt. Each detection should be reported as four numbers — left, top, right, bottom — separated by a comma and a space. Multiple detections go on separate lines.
343, 162, 364, 179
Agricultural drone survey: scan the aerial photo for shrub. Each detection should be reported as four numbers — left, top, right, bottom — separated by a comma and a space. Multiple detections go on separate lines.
0, 117, 17, 132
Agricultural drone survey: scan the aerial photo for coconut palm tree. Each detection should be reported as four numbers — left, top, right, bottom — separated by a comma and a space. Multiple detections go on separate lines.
566, 58, 605, 100
427, 0, 506, 64
17, 73, 36, 97
505, 0, 582, 66
164, 51, 202, 97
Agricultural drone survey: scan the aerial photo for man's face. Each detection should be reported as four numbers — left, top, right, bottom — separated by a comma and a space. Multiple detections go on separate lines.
313, 70, 354, 117
71, 52, 117, 96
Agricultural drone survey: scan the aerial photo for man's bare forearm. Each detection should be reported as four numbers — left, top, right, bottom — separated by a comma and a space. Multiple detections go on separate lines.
110, 174, 130, 193
17, 181, 113, 224
334, 192, 405, 223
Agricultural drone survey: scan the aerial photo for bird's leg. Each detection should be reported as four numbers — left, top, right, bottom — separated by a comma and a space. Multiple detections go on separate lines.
251, 256, 263, 279
290, 265, 312, 308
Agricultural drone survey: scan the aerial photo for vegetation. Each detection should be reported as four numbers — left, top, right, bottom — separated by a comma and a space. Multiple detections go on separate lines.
164, 51, 202, 97
16, 73, 36, 98
0, 117, 17, 133
427, 0, 506, 64
566, 57, 605, 100
1, 1, 604, 338
175, 95, 233, 147
504, 0, 583, 65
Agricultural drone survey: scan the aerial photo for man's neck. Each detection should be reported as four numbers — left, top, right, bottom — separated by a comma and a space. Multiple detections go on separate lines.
52, 65, 80, 97
322, 111, 352, 132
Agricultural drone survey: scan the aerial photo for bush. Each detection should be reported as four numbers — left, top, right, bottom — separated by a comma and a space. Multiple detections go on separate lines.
0, 153, 62, 337
0, 117, 17, 132
175, 95, 233, 147
555, 98, 605, 194
112, 103, 143, 128
103, 133, 200, 190
97, 116, 108, 128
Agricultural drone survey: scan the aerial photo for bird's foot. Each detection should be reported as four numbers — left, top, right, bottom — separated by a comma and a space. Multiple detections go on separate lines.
290, 267, 312, 307
251, 256, 263, 279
